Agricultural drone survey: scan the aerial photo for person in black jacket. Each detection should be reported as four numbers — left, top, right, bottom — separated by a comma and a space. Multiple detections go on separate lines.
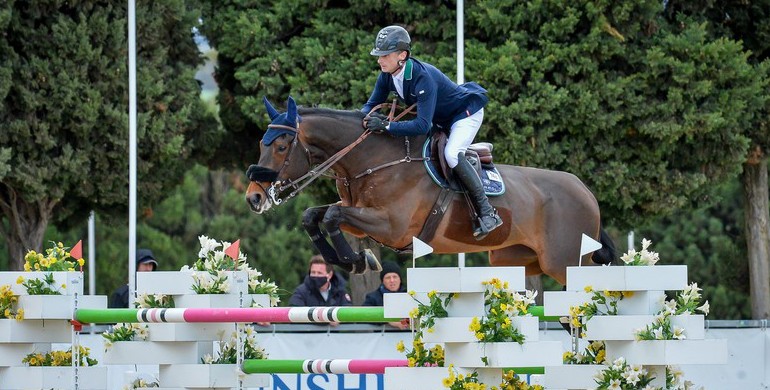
109, 249, 158, 308
289, 255, 351, 325
363, 261, 408, 329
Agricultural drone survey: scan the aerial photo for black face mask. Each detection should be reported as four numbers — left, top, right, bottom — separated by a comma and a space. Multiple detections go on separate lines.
309, 276, 328, 289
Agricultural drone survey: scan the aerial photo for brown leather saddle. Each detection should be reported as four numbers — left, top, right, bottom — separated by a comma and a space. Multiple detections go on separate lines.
429, 131, 495, 191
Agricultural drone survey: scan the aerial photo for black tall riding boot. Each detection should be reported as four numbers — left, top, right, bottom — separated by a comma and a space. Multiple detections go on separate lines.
452, 153, 503, 240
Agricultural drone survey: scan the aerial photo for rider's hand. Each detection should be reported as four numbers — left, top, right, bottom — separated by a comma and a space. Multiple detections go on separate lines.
363, 116, 389, 133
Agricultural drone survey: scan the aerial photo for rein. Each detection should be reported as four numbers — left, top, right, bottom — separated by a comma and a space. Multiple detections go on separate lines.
268, 102, 426, 204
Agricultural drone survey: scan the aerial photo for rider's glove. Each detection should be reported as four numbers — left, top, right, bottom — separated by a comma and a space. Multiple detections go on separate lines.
363, 116, 389, 134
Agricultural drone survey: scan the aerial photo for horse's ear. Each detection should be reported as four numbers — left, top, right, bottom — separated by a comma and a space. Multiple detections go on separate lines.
263, 96, 280, 121
286, 96, 297, 123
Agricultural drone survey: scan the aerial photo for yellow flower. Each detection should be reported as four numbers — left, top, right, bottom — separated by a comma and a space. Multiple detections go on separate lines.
408, 290, 416, 297
61, 284, 66, 289
16, 276, 24, 284
622, 291, 635, 298
407, 357, 415, 367
428, 290, 437, 298
15, 309, 24, 321
77, 258, 85, 267
396, 340, 405, 353
469, 317, 481, 332
23, 263, 30, 271
596, 349, 606, 363
408, 308, 419, 319
584, 285, 593, 293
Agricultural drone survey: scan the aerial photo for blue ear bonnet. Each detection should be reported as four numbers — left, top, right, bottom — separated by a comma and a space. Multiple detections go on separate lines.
261, 96, 301, 146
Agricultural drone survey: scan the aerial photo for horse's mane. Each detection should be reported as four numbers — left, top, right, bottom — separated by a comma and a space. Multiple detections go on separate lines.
298, 106, 365, 122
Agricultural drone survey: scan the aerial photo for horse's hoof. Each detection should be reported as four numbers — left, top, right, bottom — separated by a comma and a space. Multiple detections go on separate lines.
363, 249, 382, 272
350, 249, 382, 274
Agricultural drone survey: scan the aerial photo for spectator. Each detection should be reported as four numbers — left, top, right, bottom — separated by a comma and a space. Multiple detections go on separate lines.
109, 249, 158, 308
363, 261, 409, 330
289, 255, 351, 325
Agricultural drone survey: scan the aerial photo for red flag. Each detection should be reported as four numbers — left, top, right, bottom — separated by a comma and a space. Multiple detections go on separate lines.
70, 240, 83, 260
225, 239, 241, 262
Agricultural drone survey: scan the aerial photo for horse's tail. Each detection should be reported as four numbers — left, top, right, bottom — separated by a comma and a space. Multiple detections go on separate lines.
592, 227, 617, 265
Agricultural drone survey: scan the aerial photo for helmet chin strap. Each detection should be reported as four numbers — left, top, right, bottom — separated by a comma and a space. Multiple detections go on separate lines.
389, 59, 406, 76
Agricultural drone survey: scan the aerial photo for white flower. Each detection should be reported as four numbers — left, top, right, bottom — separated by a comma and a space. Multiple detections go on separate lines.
653, 327, 664, 339
697, 301, 710, 316
202, 354, 214, 364
612, 357, 625, 370
198, 235, 220, 257
620, 248, 637, 264
608, 379, 621, 389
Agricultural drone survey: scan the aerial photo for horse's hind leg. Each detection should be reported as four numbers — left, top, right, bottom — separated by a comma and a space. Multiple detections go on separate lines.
321, 205, 382, 274
302, 206, 341, 265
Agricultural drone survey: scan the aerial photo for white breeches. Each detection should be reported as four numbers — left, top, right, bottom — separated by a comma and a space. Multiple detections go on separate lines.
444, 108, 484, 168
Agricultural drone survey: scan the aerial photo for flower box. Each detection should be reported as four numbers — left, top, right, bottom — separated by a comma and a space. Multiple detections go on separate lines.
0, 271, 83, 296
136, 271, 249, 295
445, 341, 563, 367
544, 290, 665, 316
18, 295, 107, 319
605, 339, 728, 365
159, 363, 271, 388
544, 364, 605, 389
423, 316, 539, 343
0, 366, 107, 389
147, 323, 235, 342
103, 341, 209, 364
0, 318, 71, 343
383, 292, 485, 318
385, 366, 502, 390
0, 343, 50, 366
566, 265, 688, 292
584, 314, 705, 340
174, 293, 269, 309
406, 266, 526, 293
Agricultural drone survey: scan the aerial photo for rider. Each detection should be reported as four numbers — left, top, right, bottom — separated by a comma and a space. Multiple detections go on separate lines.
361, 25, 503, 239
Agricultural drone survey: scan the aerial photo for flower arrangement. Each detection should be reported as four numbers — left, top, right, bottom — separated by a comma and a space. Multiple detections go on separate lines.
409, 289, 453, 336
22, 345, 97, 366
16, 242, 84, 295
134, 292, 175, 308
22, 242, 84, 272
594, 361, 703, 390
569, 286, 633, 333
634, 283, 709, 341
0, 284, 23, 320
182, 236, 280, 305
102, 323, 149, 351
620, 238, 660, 266
123, 374, 160, 389
201, 327, 268, 364
593, 357, 656, 389
469, 278, 536, 344
442, 365, 484, 390
395, 338, 444, 367
394, 290, 452, 367
563, 340, 606, 365
497, 369, 544, 390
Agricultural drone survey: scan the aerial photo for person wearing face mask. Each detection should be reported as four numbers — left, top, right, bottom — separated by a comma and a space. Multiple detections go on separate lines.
363, 260, 409, 330
289, 255, 352, 320
361, 25, 502, 240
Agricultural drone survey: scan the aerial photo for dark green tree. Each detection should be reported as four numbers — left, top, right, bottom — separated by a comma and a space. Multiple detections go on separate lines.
663, 0, 770, 321
0, 1, 222, 270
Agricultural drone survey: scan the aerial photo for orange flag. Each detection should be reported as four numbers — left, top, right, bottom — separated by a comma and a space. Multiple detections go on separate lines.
70, 240, 83, 271
225, 239, 241, 266
70, 240, 83, 260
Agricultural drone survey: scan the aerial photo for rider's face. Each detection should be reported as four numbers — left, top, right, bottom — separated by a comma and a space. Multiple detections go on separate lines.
377, 51, 407, 74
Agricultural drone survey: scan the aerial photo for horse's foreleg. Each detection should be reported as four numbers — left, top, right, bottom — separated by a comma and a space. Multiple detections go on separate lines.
321, 205, 383, 274
302, 206, 341, 265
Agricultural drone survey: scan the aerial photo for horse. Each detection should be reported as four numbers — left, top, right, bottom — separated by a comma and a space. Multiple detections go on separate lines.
245, 96, 614, 285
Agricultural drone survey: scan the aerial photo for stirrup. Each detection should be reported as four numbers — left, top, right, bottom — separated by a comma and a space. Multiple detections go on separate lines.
473, 213, 503, 240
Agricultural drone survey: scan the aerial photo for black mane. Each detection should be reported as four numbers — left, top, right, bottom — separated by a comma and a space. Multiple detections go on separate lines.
298, 106, 365, 121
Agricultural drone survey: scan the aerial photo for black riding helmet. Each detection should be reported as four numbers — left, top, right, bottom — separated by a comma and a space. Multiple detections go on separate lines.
370, 25, 411, 56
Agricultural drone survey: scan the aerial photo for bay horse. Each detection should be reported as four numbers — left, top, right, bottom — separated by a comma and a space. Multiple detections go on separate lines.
245, 97, 614, 285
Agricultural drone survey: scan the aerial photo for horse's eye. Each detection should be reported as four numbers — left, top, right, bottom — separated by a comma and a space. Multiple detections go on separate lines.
277, 145, 287, 152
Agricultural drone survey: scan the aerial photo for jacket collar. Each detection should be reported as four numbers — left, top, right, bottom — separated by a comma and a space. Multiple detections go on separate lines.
404, 58, 414, 81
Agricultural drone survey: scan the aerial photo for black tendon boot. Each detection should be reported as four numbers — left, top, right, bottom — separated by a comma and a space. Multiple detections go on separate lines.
453, 153, 503, 240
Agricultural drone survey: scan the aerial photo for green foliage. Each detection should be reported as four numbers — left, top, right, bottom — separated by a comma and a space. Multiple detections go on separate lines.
0, 1, 223, 268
